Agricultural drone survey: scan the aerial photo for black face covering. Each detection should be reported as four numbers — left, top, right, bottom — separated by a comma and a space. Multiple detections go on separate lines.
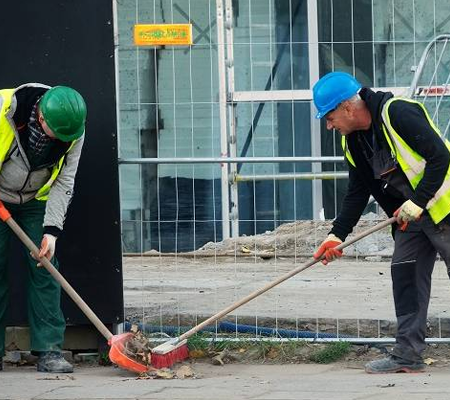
27, 102, 52, 156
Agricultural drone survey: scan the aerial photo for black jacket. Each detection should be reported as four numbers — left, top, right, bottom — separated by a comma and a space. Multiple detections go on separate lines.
331, 88, 450, 241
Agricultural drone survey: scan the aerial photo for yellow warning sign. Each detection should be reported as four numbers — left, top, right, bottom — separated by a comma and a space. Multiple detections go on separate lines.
134, 24, 193, 46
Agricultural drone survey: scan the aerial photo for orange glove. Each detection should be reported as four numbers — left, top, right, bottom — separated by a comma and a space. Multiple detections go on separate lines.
313, 234, 343, 265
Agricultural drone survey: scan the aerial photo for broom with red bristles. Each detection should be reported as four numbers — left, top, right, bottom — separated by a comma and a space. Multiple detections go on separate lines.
151, 217, 397, 369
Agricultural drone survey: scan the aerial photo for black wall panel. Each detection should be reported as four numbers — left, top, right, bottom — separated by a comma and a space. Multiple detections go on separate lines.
0, 1, 123, 326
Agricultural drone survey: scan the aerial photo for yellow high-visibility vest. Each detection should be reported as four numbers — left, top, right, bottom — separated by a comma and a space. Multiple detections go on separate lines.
341, 98, 450, 224
0, 88, 74, 201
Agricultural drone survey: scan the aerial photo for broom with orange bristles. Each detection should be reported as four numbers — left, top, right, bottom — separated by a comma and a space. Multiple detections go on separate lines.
0, 201, 150, 374
151, 217, 397, 368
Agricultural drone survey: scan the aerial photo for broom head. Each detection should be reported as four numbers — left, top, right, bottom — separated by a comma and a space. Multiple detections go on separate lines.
151, 338, 189, 369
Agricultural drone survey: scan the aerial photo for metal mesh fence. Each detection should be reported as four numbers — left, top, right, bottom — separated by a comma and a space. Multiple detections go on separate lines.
115, 0, 450, 342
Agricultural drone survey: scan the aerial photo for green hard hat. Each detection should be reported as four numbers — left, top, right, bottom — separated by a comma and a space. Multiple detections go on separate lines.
39, 86, 87, 142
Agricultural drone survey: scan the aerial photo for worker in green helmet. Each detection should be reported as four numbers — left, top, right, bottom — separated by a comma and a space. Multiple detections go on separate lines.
0, 84, 87, 373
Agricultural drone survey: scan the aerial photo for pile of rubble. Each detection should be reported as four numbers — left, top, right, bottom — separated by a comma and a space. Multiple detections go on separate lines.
197, 213, 394, 259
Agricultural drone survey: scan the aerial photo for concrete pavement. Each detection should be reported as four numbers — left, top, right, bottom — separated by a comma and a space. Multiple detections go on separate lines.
123, 257, 450, 333
3, 257, 450, 399
0, 362, 449, 400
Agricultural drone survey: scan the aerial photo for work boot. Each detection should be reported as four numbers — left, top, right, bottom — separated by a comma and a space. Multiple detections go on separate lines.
365, 355, 425, 374
37, 352, 73, 373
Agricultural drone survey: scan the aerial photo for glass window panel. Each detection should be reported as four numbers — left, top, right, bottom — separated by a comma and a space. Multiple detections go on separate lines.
250, 43, 276, 91
435, 41, 450, 85
120, 164, 142, 216
170, 0, 190, 23
121, 221, 142, 253
318, 43, 334, 74
373, 0, 392, 42
155, 49, 176, 104
393, 0, 415, 42
355, 43, 374, 86
374, 42, 396, 86
138, 49, 158, 105
353, 0, 373, 42
235, 102, 279, 175
185, 0, 214, 46
233, 1, 308, 91
413, 0, 437, 42
329, 43, 354, 72
394, 43, 416, 86
332, 0, 353, 43
247, 0, 272, 45
436, 0, 450, 35
172, 49, 194, 104
118, 0, 450, 252
191, 45, 218, 103
234, 44, 252, 91
318, 0, 332, 43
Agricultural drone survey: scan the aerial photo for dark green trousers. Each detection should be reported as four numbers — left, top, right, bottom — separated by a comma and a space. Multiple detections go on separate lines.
0, 199, 65, 357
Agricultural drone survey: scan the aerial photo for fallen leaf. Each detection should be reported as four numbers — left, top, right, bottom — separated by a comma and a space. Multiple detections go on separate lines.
241, 245, 251, 254
424, 358, 436, 365
176, 365, 194, 379
155, 368, 174, 379
37, 375, 75, 381
267, 348, 279, 359
136, 373, 153, 380
211, 350, 228, 365
189, 349, 206, 358
377, 383, 395, 388
211, 355, 225, 365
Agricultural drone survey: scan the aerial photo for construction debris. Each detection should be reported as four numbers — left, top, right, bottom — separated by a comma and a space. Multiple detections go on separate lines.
142, 213, 394, 259
123, 324, 153, 366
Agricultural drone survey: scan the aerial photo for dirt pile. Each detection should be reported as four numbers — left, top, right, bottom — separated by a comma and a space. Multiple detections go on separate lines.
197, 213, 394, 258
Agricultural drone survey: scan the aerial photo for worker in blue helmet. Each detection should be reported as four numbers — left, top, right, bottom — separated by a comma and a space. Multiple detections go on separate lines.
312, 71, 450, 374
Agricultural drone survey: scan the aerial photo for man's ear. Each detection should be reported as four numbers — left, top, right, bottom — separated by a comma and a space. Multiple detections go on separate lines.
341, 100, 354, 116
37, 111, 45, 125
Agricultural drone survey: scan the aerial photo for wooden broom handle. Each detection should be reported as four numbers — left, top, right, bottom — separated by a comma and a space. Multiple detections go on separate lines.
0, 201, 113, 341
178, 217, 397, 342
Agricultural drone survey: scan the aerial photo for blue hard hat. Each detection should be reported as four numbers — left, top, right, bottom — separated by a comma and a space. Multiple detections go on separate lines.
313, 72, 362, 119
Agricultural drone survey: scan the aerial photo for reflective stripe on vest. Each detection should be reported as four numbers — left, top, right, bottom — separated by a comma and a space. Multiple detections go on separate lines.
0, 89, 17, 169
381, 98, 450, 223
0, 88, 74, 201
341, 98, 450, 223
35, 141, 75, 201
341, 136, 356, 167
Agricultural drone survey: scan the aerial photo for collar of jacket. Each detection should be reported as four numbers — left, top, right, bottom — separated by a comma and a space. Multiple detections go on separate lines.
358, 87, 394, 126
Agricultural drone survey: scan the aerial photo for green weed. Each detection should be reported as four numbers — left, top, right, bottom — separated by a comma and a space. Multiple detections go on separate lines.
309, 341, 351, 364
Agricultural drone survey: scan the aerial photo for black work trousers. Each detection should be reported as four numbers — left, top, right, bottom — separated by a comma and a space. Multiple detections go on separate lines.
390, 213, 450, 362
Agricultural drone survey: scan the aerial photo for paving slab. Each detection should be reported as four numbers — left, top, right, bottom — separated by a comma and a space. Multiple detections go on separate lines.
0, 362, 449, 400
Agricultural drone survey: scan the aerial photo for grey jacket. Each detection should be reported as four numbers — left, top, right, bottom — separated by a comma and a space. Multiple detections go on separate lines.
0, 83, 84, 233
